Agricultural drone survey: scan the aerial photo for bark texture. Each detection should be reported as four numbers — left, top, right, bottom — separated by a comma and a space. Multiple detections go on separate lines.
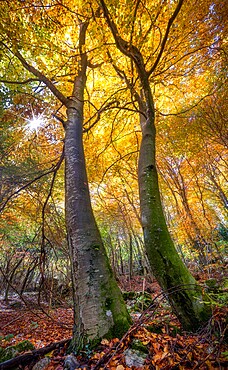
100, 0, 211, 331
65, 22, 131, 351
138, 105, 211, 330
9, 14, 131, 355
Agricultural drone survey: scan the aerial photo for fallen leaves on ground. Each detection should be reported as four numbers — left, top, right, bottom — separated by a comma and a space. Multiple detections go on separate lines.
0, 303, 73, 348
0, 280, 227, 369
85, 306, 227, 369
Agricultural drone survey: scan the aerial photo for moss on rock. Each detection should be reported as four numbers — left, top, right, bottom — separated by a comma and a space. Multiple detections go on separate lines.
0, 340, 34, 362
130, 339, 149, 354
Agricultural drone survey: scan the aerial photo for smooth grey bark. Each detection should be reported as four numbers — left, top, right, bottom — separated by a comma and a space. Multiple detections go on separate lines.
6, 20, 131, 352
65, 101, 131, 348
64, 22, 131, 351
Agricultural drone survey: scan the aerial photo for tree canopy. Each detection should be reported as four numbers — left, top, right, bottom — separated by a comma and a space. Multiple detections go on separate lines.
0, 0, 227, 354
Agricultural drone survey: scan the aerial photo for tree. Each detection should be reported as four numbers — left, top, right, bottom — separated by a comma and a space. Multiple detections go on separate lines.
98, 0, 215, 330
0, 1, 131, 351
63, 21, 131, 350
1, 0, 226, 337
155, 68, 227, 262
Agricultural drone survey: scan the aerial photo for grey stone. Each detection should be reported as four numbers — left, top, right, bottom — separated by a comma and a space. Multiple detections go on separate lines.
124, 348, 147, 368
64, 354, 80, 370
32, 357, 50, 370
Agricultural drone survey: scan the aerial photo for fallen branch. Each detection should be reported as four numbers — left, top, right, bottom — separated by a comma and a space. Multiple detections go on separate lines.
0, 338, 71, 370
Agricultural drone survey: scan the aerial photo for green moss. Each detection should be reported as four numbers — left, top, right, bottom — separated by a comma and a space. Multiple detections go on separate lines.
69, 315, 130, 355
105, 297, 112, 309
146, 324, 163, 334
0, 340, 34, 362
16, 340, 34, 352
122, 291, 136, 300
100, 272, 132, 335
91, 244, 100, 250
101, 276, 132, 338
105, 315, 131, 339
130, 339, 149, 354
69, 278, 131, 355
205, 278, 218, 290
222, 278, 228, 289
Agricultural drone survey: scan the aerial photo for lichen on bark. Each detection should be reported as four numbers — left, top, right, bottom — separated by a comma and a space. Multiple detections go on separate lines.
65, 21, 131, 354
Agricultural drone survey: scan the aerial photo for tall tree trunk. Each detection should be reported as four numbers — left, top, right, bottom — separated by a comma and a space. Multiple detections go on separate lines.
118, 237, 124, 275
138, 92, 210, 330
65, 22, 131, 352
5, 11, 131, 354
129, 233, 133, 279
99, 0, 211, 331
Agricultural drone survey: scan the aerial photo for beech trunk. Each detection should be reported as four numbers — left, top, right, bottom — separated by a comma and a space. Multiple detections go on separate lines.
65, 23, 131, 352
137, 75, 211, 331
99, 0, 212, 330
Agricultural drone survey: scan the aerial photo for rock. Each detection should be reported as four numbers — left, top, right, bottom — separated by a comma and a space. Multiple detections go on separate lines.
32, 357, 50, 370
124, 348, 147, 368
64, 354, 80, 370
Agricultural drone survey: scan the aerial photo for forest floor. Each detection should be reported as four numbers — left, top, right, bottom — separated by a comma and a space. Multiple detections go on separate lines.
0, 272, 227, 369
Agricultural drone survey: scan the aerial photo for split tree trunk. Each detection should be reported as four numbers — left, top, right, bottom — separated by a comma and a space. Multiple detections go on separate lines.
65, 22, 131, 352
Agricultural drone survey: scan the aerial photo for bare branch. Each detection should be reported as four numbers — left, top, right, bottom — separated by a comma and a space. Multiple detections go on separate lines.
147, 0, 184, 76
40, 146, 64, 279
1, 41, 69, 106
52, 113, 66, 128
0, 148, 64, 213
83, 100, 119, 132
99, 0, 144, 66
0, 78, 39, 84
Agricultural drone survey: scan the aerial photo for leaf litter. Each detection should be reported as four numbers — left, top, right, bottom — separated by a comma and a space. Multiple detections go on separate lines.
0, 277, 227, 369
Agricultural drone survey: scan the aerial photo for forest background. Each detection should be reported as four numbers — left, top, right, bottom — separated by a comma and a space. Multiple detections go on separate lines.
0, 0, 227, 368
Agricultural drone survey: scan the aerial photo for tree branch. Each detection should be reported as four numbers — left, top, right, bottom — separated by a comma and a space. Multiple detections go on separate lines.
99, 0, 143, 64
0, 149, 64, 213
1, 42, 69, 106
83, 100, 119, 132
0, 78, 39, 85
106, 50, 144, 114
147, 0, 184, 76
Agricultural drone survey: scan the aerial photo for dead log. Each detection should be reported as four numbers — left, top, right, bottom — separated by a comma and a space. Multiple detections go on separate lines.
0, 338, 71, 370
